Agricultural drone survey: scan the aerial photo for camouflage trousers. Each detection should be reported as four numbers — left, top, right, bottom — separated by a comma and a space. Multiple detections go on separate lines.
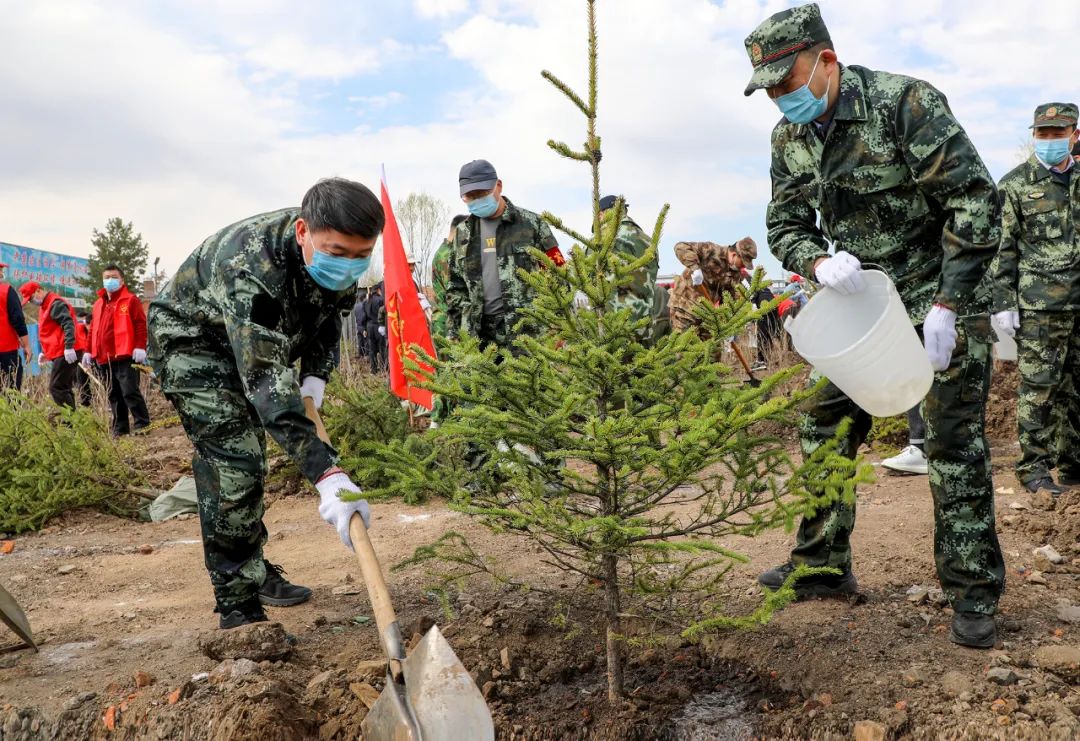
155, 345, 269, 610
791, 315, 1005, 614
1015, 310, 1080, 484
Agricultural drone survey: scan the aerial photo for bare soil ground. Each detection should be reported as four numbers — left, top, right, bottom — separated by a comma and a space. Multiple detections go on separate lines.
5, 361, 1080, 740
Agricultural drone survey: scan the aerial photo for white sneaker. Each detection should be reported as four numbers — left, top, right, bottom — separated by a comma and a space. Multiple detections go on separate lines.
881, 445, 928, 475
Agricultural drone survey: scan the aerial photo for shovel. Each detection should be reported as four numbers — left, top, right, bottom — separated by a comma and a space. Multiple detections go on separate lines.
303, 398, 494, 741
0, 580, 36, 651
693, 284, 762, 388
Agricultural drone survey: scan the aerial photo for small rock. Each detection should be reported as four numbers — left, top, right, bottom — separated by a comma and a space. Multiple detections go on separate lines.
482, 616, 495, 629
853, 719, 887, 741
927, 587, 948, 607
1033, 645, 1080, 680
1006, 498, 1025, 508
57, 564, 76, 575
500, 647, 512, 671
991, 698, 1019, 716
986, 667, 1019, 685
138, 544, 154, 555
481, 681, 497, 699
1057, 605, 1080, 624
198, 622, 292, 662
1028, 572, 1049, 586
942, 671, 974, 698
901, 666, 926, 688
210, 658, 260, 683
331, 585, 362, 596
355, 659, 385, 682
191, 672, 209, 683
307, 670, 334, 691
134, 671, 155, 688
1036, 544, 1066, 563
350, 681, 380, 709
166, 688, 182, 705
906, 586, 929, 604
62, 691, 97, 711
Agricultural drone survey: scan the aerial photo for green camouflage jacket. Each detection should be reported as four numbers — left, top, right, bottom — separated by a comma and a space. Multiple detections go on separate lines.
148, 208, 354, 481
767, 65, 999, 323
445, 198, 559, 338
990, 157, 1080, 312
430, 238, 453, 337
601, 215, 658, 339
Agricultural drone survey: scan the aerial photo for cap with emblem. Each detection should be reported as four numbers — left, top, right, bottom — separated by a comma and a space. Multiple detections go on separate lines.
743, 3, 831, 97
1030, 102, 1078, 129
458, 159, 499, 196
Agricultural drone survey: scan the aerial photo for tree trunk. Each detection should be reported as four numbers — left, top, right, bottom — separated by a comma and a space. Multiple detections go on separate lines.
602, 552, 624, 702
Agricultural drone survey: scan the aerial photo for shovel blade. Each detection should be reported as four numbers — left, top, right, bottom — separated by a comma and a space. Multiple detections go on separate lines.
0, 580, 36, 650
362, 625, 493, 741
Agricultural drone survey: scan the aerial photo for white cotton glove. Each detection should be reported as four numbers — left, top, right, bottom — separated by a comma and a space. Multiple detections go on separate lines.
63, 348, 77, 364
132, 348, 147, 364
573, 290, 591, 310
814, 251, 865, 295
992, 310, 1020, 339
81, 353, 93, 369
37, 353, 46, 366
378, 326, 386, 337
299, 375, 326, 410
924, 305, 958, 372
418, 295, 432, 312
316, 472, 371, 551
691, 268, 704, 286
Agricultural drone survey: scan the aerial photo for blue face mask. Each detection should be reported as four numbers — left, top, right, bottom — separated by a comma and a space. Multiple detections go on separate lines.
467, 194, 499, 219
1034, 137, 1073, 166
773, 54, 831, 125
306, 249, 371, 291
103, 278, 122, 293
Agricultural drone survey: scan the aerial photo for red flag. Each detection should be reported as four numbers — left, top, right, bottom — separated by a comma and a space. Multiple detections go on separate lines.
380, 168, 435, 410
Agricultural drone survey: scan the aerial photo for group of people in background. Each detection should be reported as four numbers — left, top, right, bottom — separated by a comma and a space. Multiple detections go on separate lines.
0, 262, 151, 436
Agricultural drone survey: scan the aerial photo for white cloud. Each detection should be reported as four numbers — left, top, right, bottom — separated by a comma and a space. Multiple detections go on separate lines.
414, 0, 469, 19
3, 0, 1079, 282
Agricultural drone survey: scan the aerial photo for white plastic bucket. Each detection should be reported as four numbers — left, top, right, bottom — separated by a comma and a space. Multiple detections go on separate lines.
993, 324, 1017, 362
786, 270, 934, 417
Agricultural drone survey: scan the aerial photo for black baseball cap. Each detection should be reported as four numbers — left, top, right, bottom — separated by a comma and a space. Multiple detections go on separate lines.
458, 159, 498, 196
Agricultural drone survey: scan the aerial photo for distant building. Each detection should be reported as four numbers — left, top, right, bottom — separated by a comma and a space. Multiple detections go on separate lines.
1, 241, 91, 308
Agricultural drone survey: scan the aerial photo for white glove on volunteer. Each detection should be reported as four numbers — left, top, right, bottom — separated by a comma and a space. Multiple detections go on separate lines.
132, 348, 147, 364
378, 326, 386, 337
572, 290, 591, 310
814, 251, 865, 295
299, 375, 326, 410
316, 471, 371, 550
63, 348, 77, 364
418, 295, 432, 312
81, 353, 93, 368
992, 310, 1020, 339
924, 304, 958, 372
691, 268, 704, 286
37, 352, 46, 366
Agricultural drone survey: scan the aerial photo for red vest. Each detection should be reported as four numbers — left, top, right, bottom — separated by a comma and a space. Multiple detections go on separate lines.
0, 284, 19, 353
74, 321, 90, 352
90, 286, 142, 362
39, 293, 76, 360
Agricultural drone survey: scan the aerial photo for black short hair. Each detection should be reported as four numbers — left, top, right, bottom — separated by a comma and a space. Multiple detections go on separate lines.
450, 214, 468, 229
102, 264, 125, 279
301, 178, 385, 238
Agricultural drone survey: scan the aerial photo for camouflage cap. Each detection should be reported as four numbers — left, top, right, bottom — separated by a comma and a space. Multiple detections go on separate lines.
743, 3, 831, 97
1030, 102, 1078, 129
735, 237, 757, 269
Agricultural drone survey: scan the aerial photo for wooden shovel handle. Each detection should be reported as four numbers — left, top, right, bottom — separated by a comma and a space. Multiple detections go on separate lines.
303, 397, 400, 649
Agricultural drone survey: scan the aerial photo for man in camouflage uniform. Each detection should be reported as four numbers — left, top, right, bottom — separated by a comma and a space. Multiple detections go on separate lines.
668, 239, 756, 335
744, 3, 1004, 647
990, 103, 1080, 496
593, 195, 666, 345
148, 178, 379, 629
431, 214, 468, 340
445, 159, 563, 349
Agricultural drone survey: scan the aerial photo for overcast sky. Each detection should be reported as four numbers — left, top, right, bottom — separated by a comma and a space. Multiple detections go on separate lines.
1, 0, 1076, 280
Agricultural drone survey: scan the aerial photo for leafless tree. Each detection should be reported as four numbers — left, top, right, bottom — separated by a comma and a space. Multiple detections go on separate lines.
395, 192, 450, 287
